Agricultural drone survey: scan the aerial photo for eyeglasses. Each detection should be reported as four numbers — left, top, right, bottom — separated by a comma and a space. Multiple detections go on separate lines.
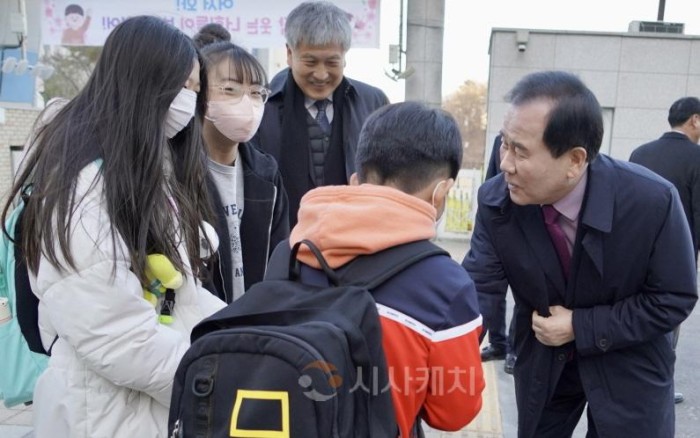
209, 83, 271, 104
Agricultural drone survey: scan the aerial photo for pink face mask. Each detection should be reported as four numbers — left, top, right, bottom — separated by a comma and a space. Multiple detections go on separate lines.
205, 95, 264, 143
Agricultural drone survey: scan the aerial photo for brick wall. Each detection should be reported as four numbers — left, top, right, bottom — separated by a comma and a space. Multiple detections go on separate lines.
0, 108, 40, 205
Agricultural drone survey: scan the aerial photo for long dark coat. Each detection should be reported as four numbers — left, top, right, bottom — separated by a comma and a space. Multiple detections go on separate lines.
464, 154, 698, 437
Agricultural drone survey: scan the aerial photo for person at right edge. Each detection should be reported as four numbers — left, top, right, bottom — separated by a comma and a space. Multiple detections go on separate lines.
463, 70, 697, 437
253, 1, 389, 227
629, 96, 700, 405
289, 102, 484, 437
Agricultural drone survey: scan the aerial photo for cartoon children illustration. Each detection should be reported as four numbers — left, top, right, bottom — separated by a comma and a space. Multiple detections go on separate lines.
61, 4, 91, 45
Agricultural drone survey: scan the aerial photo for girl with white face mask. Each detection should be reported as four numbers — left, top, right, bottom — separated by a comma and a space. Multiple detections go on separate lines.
196, 30, 290, 304
2, 16, 225, 438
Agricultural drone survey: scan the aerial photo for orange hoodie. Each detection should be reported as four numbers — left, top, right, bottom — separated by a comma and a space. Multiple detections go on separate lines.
291, 184, 484, 437
291, 184, 436, 268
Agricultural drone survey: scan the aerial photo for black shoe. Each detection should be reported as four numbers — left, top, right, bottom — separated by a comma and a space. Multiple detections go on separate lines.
504, 353, 516, 374
481, 345, 506, 361
675, 392, 684, 404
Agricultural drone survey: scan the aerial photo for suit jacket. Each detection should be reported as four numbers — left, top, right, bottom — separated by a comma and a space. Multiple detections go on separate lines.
630, 131, 700, 257
463, 154, 698, 437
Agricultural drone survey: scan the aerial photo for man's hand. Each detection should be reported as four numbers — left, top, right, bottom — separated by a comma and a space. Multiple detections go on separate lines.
532, 305, 574, 346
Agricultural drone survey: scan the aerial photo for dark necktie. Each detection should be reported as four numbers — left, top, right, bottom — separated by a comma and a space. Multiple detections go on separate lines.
314, 99, 331, 135
542, 205, 571, 278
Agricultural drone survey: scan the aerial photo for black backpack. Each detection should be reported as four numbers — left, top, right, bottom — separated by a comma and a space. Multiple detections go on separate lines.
168, 239, 447, 438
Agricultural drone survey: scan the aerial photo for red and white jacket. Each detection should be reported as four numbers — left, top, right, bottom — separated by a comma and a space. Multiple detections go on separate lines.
292, 184, 485, 437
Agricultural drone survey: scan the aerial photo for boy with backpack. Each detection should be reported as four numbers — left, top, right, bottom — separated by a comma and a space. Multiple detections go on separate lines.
289, 101, 485, 436
168, 101, 484, 438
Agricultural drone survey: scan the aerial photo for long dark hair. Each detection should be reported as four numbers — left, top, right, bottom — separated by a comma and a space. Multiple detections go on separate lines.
2, 15, 213, 283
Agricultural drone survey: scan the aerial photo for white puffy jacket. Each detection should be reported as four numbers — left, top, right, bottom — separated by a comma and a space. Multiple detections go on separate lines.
29, 162, 225, 438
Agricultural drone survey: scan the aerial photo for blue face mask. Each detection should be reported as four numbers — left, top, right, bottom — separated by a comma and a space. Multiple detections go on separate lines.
164, 88, 197, 139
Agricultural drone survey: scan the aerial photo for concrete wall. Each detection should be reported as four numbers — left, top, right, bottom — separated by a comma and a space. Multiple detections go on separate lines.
0, 108, 38, 204
485, 28, 700, 165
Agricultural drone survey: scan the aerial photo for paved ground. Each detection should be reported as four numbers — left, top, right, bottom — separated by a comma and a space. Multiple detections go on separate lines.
2, 237, 698, 437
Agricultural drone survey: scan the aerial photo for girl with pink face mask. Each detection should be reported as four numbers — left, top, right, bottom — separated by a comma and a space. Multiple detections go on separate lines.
196, 28, 290, 304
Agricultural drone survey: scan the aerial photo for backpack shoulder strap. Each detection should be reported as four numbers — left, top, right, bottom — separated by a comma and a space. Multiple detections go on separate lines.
336, 240, 449, 289
12, 203, 49, 355
265, 239, 449, 289
265, 239, 340, 284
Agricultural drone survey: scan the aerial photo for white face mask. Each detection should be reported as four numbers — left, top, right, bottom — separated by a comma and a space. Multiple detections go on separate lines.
205, 95, 264, 143
164, 88, 197, 139
431, 180, 447, 222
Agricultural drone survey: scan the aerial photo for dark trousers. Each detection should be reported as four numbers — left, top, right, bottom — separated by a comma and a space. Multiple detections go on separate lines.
483, 297, 516, 353
535, 358, 598, 438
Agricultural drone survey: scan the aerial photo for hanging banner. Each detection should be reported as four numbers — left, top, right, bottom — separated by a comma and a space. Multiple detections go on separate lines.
41, 0, 380, 48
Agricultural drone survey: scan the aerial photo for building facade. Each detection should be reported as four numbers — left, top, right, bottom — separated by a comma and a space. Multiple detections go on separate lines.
0, 108, 36, 205
485, 25, 700, 163
1, 0, 42, 205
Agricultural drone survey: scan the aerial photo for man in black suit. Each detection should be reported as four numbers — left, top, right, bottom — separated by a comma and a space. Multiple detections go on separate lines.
629, 96, 700, 404
253, 1, 389, 227
464, 71, 697, 437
